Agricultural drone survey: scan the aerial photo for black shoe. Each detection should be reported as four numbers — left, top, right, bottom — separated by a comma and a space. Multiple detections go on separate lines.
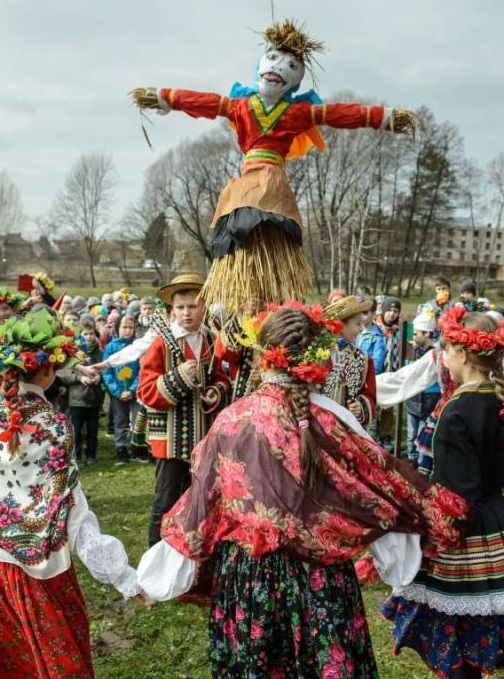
115, 447, 130, 466
130, 444, 150, 464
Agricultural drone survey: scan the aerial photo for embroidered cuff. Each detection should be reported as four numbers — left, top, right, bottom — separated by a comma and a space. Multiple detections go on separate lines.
200, 382, 228, 414
358, 396, 373, 426
157, 368, 192, 403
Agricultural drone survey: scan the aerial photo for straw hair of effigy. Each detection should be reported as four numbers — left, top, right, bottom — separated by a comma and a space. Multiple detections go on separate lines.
129, 87, 160, 110
201, 225, 313, 312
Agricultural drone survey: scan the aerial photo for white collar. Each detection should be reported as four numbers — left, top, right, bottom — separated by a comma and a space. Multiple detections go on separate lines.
18, 382, 48, 401
170, 320, 202, 339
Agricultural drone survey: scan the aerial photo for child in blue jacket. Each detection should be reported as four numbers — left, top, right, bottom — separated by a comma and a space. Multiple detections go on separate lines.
102, 315, 140, 464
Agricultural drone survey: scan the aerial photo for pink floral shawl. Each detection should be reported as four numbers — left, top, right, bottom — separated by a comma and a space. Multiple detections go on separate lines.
161, 384, 469, 569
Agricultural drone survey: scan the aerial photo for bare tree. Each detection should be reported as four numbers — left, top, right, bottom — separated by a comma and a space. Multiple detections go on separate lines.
53, 152, 117, 287
394, 110, 461, 296
458, 159, 484, 286
145, 127, 240, 264
0, 170, 23, 236
0, 171, 24, 279
304, 113, 388, 293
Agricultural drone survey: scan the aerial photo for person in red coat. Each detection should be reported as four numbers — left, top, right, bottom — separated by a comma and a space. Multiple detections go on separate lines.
137, 273, 229, 546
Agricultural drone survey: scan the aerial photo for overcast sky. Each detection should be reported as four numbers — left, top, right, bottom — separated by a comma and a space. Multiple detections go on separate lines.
1, 0, 502, 232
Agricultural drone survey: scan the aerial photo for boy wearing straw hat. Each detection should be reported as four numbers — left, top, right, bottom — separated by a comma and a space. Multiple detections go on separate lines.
136, 273, 230, 546
323, 295, 376, 426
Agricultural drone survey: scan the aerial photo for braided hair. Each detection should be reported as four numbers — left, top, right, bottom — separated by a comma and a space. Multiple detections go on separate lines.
258, 308, 325, 496
1, 366, 35, 456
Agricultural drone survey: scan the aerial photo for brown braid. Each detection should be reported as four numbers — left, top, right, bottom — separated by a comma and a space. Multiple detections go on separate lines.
1, 367, 24, 455
258, 309, 326, 496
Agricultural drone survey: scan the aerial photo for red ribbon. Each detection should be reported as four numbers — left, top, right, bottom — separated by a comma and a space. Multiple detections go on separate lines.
0, 411, 37, 445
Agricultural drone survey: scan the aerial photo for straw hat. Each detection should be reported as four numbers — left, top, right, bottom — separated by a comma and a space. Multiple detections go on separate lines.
324, 295, 373, 321
157, 273, 205, 305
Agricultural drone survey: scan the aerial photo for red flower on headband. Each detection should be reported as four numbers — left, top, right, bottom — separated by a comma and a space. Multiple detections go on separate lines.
306, 303, 325, 325
468, 332, 497, 353
19, 352, 39, 372
60, 341, 78, 356
440, 307, 504, 354
260, 346, 290, 369
291, 363, 331, 384
324, 318, 344, 336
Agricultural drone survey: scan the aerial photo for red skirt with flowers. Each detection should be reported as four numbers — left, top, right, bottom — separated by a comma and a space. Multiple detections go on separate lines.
0, 561, 93, 678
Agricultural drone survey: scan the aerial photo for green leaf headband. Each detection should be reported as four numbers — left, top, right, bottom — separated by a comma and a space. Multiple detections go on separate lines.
0, 309, 82, 373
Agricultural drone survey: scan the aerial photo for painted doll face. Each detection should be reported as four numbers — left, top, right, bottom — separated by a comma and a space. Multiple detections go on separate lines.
257, 49, 304, 103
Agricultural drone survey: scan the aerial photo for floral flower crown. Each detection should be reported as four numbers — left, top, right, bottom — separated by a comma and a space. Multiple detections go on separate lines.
439, 306, 504, 356
0, 287, 26, 309
0, 309, 82, 374
236, 300, 343, 384
32, 271, 55, 294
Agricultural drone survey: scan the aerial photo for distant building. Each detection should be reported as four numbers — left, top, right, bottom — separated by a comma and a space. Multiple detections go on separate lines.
421, 223, 503, 280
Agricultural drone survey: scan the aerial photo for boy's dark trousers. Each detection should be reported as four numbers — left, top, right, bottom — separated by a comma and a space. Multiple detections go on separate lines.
148, 458, 191, 547
70, 406, 100, 460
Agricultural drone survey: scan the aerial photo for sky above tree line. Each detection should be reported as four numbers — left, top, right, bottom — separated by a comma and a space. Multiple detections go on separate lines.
1, 0, 502, 233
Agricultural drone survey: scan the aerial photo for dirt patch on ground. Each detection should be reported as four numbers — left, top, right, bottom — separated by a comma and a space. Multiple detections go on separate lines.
92, 629, 136, 657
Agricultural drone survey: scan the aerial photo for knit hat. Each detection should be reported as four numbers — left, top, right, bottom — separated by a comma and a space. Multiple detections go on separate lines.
460, 279, 477, 296
72, 296, 86, 313
127, 300, 141, 317
412, 312, 436, 333
87, 296, 101, 308
382, 296, 401, 314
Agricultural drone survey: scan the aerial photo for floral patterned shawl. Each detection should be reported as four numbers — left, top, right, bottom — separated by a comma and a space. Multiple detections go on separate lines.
0, 383, 78, 577
161, 384, 469, 569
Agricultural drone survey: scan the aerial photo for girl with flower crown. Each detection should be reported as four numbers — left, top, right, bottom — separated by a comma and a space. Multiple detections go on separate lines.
381, 308, 504, 679
136, 302, 469, 678
0, 287, 26, 321
0, 309, 144, 678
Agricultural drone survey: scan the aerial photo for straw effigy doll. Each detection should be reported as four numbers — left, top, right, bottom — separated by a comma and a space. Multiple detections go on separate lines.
131, 19, 416, 312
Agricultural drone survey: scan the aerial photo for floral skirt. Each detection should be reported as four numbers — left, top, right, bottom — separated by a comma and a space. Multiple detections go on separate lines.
0, 561, 93, 678
209, 542, 378, 679
380, 595, 504, 677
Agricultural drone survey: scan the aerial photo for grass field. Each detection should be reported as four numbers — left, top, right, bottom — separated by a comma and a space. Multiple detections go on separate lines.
76, 429, 504, 679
